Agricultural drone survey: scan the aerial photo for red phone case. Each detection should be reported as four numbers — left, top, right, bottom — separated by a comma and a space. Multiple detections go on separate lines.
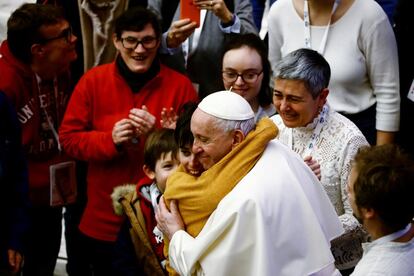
180, 0, 200, 27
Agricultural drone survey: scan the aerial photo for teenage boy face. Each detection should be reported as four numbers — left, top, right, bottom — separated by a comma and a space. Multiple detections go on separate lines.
38, 19, 77, 73
113, 23, 160, 74
153, 152, 179, 193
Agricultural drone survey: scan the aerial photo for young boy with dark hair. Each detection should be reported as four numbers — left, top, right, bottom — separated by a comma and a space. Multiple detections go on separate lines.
111, 128, 179, 276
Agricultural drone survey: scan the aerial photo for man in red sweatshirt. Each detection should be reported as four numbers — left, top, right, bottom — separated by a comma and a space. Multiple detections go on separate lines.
59, 7, 198, 275
0, 3, 77, 275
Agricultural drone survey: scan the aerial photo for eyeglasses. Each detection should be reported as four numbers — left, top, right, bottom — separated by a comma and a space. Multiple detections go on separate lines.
120, 36, 158, 50
40, 26, 73, 44
222, 70, 263, 84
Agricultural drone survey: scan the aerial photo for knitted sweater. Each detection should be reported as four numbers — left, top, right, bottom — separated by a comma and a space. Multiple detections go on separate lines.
59, 61, 198, 241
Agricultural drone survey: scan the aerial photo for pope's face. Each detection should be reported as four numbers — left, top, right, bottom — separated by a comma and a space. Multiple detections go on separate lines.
191, 109, 235, 170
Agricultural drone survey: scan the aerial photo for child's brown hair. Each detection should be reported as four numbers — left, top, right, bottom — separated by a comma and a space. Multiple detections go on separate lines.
144, 128, 179, 171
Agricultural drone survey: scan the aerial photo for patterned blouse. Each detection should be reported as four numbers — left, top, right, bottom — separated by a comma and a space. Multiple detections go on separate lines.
272, 104, 369, 269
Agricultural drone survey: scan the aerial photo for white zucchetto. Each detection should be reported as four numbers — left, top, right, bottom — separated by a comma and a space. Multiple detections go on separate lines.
198, 91, 254, 120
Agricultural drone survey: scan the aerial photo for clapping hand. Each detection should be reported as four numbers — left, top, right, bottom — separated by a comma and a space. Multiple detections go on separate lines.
112, 119, 135, 145
128, 105, 156, 137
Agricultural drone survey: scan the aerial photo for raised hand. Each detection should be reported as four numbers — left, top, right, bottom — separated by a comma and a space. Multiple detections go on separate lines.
160, 107, 178, 129
166, 19, 198, 48
194, 0, 233, 24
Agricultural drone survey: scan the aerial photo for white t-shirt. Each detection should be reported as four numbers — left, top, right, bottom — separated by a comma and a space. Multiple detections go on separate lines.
352, 227, 414, 276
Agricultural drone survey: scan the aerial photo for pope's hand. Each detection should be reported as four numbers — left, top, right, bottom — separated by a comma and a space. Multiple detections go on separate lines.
304, 155, 321, 180
155, 197, 185, 240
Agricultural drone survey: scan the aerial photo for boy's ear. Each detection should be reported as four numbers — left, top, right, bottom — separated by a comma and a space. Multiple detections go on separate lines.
143, 164, 155, 180
361, 207, 376, 220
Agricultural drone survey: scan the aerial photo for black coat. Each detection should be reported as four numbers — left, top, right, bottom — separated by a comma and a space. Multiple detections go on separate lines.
0, 91, 30, 269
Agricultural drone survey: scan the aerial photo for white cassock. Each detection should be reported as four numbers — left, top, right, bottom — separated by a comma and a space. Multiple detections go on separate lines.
169, 139, 344, 276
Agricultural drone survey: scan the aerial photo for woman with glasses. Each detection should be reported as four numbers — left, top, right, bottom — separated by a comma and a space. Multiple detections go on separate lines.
221, 33, 276, 121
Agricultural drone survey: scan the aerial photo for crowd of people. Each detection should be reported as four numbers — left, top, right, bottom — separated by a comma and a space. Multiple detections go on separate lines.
0, 1, 413, 276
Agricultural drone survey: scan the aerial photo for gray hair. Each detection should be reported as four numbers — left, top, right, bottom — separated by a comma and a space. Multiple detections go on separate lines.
273, 48, 331, 99
212, 117, 255, 136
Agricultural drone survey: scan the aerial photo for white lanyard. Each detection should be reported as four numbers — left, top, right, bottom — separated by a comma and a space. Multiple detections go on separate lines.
35, 74, 61, 152
288, 104, 329, 157
304, 0, 340, 54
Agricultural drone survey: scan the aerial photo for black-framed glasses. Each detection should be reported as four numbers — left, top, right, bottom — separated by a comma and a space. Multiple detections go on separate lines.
120, 36, 158, 50
222, 70, 263, 84
40, 26, 73, 44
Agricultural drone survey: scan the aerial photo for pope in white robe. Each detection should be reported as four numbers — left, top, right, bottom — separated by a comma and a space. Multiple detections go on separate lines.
156, 91, 344, 276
